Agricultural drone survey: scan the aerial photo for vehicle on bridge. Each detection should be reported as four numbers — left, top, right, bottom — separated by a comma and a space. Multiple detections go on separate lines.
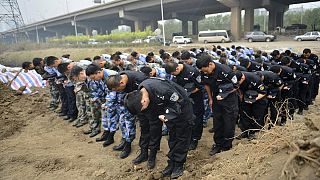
294, 31, 320, 41
172, 36, 192, 44
88, 39, 99, 45
244, 31, 276, 42
198, 30, 231, 43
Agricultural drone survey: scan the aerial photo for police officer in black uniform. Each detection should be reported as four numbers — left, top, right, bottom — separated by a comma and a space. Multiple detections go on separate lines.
196, 54, 239, 156
302, 48, 320, 101
255, 71, 283, 125
165, 62, 204, 150
124, 78, 194, 179
269, 65, 296, 123
235, 71, 267, 139
106, 71, 148, 159
239, 58, 264, 72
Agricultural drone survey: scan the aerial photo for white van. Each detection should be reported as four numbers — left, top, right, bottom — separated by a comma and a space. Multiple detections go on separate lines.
198, 30, 231, 43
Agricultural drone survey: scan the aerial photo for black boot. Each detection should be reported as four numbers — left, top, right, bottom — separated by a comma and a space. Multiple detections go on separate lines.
162, 160, 174, 177
119, 141, 131, 159
209, 145, 222, 156
147, 150, 157, 169
189, 139, 198, 150
113, 138, 126, 151
171, 162, 184, 179
96, 130, 110, 142
102, 131, 115, 147
132, 149, 148, 165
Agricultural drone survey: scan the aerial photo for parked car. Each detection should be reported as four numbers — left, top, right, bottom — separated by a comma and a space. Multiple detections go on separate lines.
294, 31, 320, 41
172, 36, 192, 44
131, 39, 143, 44
157, 37, 171, 46
88, 39, 99, 45
198, 30, 231, 43
244, 31, 276, 42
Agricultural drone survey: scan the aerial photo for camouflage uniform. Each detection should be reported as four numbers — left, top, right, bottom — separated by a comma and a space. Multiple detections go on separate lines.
102, 90, 136, 143
44, 66, 60, 109
88, 79, 106, 132
74, 81, 91, 126
203, 91, 212, 125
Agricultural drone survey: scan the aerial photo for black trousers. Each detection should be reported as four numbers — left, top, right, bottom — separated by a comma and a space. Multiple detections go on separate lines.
268, 95, 282, 124
65, 85, 78, 118
138, 112, 162, 152
240, 98, 268, 134
57, 84, 68, 114
312, 74, 319, 99
213, 92, 238, 149
298, 81, 309, 112
280, 88, 295, 123
165, 101, 193, 164
190, 91, 205, 141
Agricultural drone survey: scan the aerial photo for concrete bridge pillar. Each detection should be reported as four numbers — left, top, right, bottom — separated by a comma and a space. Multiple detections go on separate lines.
134, 20, 143, 32
244, 8, 254, 32
182, 20, 188, 36
192, 20, 199, 35
150, 20, 158, 31
231, 6, 241, 40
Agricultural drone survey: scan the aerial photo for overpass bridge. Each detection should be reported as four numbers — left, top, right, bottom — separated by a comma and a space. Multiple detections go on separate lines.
0, 0, 317, 43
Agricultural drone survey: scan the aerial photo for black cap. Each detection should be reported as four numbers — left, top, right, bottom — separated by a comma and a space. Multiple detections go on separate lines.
124, 90, 142, 115
218, 83, 234, 99
244, 90, 258, 103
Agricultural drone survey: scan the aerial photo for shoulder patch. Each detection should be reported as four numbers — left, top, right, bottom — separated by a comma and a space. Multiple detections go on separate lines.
259, 85, 265, 91
170, 92, 179, 102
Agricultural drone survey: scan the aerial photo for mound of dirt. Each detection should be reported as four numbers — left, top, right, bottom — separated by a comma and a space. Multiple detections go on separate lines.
0, 84, 319, 180
0, 83, 25, 140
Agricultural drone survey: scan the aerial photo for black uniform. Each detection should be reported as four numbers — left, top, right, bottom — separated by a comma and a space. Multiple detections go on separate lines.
138, 78, 194, 165
202, 63, 239, 151
171, 64, 204, 142
255, 71, 283, 124
247, 61, 264, 72
239, 72, 267, 135
277, 66, 296, 123
120, 71, 148, 93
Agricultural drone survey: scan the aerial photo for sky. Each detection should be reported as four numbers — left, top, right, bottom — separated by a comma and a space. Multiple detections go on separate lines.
1, 0, 320, 31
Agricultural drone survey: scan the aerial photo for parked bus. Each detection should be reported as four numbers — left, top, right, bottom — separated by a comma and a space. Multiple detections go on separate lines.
198, 30, 231, 43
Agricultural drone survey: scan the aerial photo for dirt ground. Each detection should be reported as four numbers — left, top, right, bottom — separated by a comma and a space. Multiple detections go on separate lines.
1, 83, 320, 180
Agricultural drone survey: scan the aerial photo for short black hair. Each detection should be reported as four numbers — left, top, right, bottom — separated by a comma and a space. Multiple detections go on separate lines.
93, 56, 101, 61
84, 57, 92, 61
86, 63, 101, 76
269, 65, 282, 74
140, 66, 152, 77
196, 54, 212, 69
280, 56, 291, 65
284, 50, 291, 56
131, 51, 138, 58
231, 51, 236, 56
303, 48, 311, 54
172, 51, 180, 59
161, 53, 171, 60
159, 49, 165, 55
271, 50, 280, 57
164, 62, 178, 74
255, 57, 263, 64
22, 62, 32, 69
111, 54, 121, 61
45, 56, 58, 66
145, 56, 152, 63
240, 58, 250, 68
115, 51, 122, 55
32, 58, 43, 66
70, 66, 84, 79
124, 90, 142, 115
147, 52, 154, 56
106, 74, 122, 90
181, 51, 191, 60
57, 63, 70, 74
62, 54, 70, 58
